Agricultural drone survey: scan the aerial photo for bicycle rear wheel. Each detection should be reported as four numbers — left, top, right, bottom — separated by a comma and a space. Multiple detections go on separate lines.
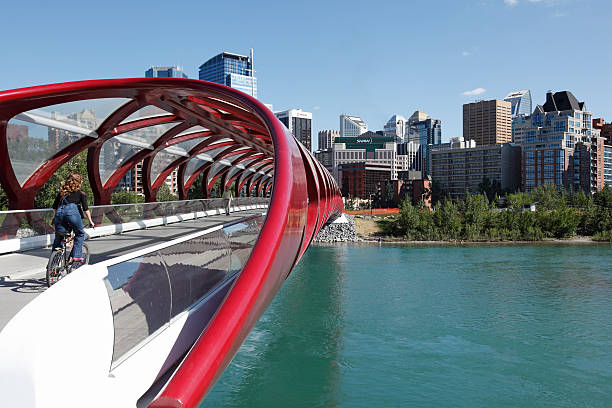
69, 243, 90, 272
46, 250, 66, 287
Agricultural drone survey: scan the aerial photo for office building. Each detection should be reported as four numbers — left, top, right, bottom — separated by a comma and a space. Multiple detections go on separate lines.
385, 175, 432, 209
405, 110, 442, 175
314, 148, 333, 174
275, 109, 312, 151
199, 50, 257, 98
514, 91, 602, 193
339, 162, 391, 200
504, 90, 532, 118
332, 132, 420, 187
145, 66, 188, 78
383, 114, 407, 143
318, 129, 340, 151
430, 140, 521, 200
593, 118, 612, 144
593, 119, 612, 187
340, 115, 368, 138
463, 99, 512, 146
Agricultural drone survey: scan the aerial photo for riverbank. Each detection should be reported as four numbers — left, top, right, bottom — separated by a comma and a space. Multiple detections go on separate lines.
352, 215, 610, 244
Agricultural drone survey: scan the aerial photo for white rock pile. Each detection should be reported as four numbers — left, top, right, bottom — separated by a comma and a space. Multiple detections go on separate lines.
313, 213, 360, 243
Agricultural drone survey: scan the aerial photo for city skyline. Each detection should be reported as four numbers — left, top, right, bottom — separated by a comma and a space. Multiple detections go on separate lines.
1, 0, 610, 150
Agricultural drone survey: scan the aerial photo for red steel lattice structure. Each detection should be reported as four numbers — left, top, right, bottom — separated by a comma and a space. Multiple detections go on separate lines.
0, 78, 343, 407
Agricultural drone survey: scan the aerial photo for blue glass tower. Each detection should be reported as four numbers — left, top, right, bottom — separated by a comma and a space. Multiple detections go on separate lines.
504, 90, 532, 118
198, 51, 257, 98
145, 66, 188, 78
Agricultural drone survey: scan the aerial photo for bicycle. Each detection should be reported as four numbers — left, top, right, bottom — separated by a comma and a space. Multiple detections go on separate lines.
46, 231, 91, 287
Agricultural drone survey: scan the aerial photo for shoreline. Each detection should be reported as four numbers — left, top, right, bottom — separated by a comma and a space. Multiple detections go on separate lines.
315, 235, 611, 246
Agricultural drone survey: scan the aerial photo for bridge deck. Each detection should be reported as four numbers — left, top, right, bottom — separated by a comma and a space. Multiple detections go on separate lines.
0, 209, 265, 331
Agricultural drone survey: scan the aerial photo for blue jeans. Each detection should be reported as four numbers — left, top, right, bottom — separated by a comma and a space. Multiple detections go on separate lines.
53, 203, 85, 259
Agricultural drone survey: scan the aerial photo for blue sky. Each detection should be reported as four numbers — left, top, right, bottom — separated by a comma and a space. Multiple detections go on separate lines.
1, 0, 610, 149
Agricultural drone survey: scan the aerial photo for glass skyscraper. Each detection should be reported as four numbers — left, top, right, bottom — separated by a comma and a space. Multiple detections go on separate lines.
504, 90, 532, 118
198, 51, 257, 98
405, 110, 442, 175
145, 66, 188, 78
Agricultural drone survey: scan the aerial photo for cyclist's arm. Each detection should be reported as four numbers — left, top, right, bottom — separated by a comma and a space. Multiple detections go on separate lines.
80, 191, 95, 227
84, 210, 94, 227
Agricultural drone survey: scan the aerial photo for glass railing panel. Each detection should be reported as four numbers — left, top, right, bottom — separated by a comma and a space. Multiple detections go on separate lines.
0, 198, 269, 241
104, 251, 171, 363
158, 229, 231, 318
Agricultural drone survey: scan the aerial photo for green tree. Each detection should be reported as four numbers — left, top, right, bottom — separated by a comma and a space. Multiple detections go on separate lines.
188, 174, 204, 199
156, 183, 178, 202
34, 151, 93, 209
0, 184, 8, 210
111, 191, 144, 204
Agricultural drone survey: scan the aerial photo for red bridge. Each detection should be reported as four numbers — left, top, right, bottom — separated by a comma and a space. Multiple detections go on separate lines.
0, 79, 343, 407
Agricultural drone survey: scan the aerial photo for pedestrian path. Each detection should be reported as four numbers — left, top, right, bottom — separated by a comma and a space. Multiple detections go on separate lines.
0, 208, 265, 331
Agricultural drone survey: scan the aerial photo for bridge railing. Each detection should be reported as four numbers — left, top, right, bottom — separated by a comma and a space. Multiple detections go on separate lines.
0, 197, 270, 254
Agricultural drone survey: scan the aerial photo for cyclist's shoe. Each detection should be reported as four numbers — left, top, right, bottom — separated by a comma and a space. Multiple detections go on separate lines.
53, 247, 62, 251
73, 257, 85, 262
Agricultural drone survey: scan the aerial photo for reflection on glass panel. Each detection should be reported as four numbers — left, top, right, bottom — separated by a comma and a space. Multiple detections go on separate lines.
27, 98, 131, 130
158, 230, 231, 317
151, 149, 181, 183
120, 105, 170, 124
184, 157, 210, 184
99, 138, 143, 185
225, 217, 264, 274
7, 98, 131, 186
176, 125, 209, 136
239, 156, 263, 169
208, 161, 228, 181
104, 252, 171, 363
225, 166, 242, 182
197, 144, 232, 161
119, 122, 179, 145
169, 136, 209, 155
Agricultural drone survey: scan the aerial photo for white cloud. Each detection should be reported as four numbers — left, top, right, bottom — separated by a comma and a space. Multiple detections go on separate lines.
504, 0, 518, 6
461, 51, 470, 57
462, 88, 487, 96
552, 10, 567, 17
312, 106, 320, 111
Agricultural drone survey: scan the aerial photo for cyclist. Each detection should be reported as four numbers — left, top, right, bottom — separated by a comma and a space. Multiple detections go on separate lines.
52, 173, 95, 263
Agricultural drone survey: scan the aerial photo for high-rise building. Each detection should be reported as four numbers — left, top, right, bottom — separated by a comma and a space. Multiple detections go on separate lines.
145, 66, 188, 78
275, 109, 312, 151
463, 99, 512, 146
331, 132, 420, 186
592, 118, 612, 188
340, 115, 368, 138
430, 140, 521, 200
199, 50, 257, 98
318, 130, 339, 151
504, 90, 532, 118
593, 118, 612, 144
405, 110, 442, 175
383, 114, 407, 143
514, 91, 602, 193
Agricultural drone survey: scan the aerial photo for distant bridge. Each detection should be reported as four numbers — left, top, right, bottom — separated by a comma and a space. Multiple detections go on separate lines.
0, 79, 343, 408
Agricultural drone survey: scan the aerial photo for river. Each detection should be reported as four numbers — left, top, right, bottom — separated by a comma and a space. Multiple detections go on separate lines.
204, 243, 612, 407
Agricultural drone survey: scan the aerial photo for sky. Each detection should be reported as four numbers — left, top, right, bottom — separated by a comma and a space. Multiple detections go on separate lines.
1, 0, 611, 150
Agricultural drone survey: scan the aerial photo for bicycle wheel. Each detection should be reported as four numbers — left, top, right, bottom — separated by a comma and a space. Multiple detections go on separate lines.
69, 243, 90, 272
46, 250, 66, 287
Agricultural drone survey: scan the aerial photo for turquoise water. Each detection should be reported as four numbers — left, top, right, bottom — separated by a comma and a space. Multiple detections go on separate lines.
204, 244, 612, 407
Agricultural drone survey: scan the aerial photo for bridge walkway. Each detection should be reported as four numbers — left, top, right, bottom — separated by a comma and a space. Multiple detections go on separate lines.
0, 208, 266, 331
